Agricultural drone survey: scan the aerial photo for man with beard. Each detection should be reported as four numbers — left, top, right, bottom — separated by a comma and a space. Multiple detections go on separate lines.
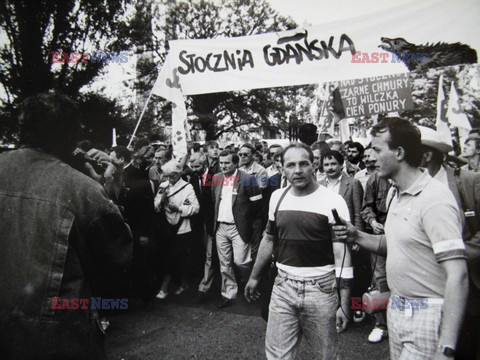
345, 142, 366, 176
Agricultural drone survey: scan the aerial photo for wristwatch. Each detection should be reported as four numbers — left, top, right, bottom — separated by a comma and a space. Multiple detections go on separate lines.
438, 345, 455, 358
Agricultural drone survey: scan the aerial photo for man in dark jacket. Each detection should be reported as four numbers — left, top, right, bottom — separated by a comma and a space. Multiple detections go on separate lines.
0, 93, 133, 359
211, 150, 263, 308
189, 153, 217, 302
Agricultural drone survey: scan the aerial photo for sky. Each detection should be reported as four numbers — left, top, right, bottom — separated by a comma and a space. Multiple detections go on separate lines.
93, 0, 422, 101
90, 0, 480, 105
267, 0, 417, 27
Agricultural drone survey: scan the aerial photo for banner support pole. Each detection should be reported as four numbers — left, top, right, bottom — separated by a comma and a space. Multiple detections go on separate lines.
128, 88, 155, 149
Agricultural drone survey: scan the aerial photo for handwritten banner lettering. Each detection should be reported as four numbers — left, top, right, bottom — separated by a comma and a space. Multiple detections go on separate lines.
338, 74, 414, 117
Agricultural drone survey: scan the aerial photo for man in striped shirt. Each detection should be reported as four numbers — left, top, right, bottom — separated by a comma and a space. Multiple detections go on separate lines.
245, 143, 352, 359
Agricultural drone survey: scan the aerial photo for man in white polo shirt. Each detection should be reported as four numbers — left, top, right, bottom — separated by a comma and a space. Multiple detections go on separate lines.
333, 118, 468, 359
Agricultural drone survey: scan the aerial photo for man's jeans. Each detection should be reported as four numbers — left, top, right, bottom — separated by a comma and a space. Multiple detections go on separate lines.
266, 269, 338, 360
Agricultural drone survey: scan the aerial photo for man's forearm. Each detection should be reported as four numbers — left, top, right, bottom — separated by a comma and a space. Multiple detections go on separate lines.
339, 288, 351, 316
437, 267, 468, 349
250, 232, 274, 281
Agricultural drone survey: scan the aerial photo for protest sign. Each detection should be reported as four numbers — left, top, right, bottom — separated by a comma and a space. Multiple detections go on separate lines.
338, 74, 414, 117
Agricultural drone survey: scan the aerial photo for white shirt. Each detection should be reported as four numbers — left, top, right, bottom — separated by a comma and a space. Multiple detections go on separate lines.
325, 174, 343, 194
354, 168, 373, 191
217, 170, 237, 223
433, 165, 448, 186
155, 179, 200, 234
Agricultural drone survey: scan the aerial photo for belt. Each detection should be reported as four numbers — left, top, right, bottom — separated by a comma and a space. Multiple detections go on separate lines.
394, 296, 444, 305
218, 221, 235, 225
277, 268, 335, 284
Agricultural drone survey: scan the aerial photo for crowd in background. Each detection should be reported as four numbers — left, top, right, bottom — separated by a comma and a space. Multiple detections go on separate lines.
1, 92, 480, 359
69, 123, 480, 354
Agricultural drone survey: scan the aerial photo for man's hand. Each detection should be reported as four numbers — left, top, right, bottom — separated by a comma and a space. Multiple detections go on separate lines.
332, 218, 358, 244
432, 350, 452, 360
244, 278, 261, 303
336, 307, 349, 333
370, 220, 384, 234
87, 148, 112, 164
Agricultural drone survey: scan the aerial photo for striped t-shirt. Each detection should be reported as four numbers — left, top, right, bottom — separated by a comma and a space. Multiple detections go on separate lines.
266, 185, 350, 277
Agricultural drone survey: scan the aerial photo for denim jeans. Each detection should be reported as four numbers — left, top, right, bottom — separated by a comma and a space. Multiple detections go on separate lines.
266, 269, 338, 360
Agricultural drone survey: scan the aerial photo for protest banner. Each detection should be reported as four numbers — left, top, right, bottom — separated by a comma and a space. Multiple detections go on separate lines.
145, 0, 479, 152
338, 74, 414, 117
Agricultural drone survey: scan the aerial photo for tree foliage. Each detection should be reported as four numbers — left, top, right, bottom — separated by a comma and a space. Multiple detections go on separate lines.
135, 0, 315, 140
0, 0, 131, 141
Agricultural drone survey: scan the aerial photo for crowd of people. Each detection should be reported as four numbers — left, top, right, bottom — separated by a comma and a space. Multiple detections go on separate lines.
1, 92, 479, 359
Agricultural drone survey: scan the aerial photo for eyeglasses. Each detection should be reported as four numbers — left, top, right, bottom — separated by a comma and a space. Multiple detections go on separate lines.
238, 153, 250, 157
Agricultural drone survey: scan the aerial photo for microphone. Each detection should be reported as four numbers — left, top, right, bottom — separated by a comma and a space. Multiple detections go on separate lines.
331, 208, 343, 225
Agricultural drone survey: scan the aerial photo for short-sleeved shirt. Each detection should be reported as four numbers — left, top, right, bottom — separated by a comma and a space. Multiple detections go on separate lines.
266, 185, 350, 277
385, 170, 466, 298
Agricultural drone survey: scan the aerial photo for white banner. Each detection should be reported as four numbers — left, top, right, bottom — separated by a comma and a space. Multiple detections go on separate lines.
151, 0, 479, 150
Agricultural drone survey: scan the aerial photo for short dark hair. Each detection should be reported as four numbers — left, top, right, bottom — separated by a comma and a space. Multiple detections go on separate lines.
281, 142, 314, 165
311, 141, 331, 154
134, 138, 150, 151
219, 150, 239, 165
298, 123, 318, 146
112, 146, 131, 163
254, 142, 263, 151
348, 142, 364, 155
371, 117, 422, 167
192, 142, 202, 152
240, 143, 256, 154
19, 92, 81, 158
205, 140, 219, 149
321, 150, 344, 166
77, 140, 94, 152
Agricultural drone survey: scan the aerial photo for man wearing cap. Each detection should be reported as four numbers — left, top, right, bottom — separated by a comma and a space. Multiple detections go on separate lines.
462, 134, 480, 172
419, 126, 480, 359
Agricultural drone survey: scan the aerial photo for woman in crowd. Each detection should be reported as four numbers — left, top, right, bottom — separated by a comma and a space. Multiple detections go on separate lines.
154, 159, 200, 299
